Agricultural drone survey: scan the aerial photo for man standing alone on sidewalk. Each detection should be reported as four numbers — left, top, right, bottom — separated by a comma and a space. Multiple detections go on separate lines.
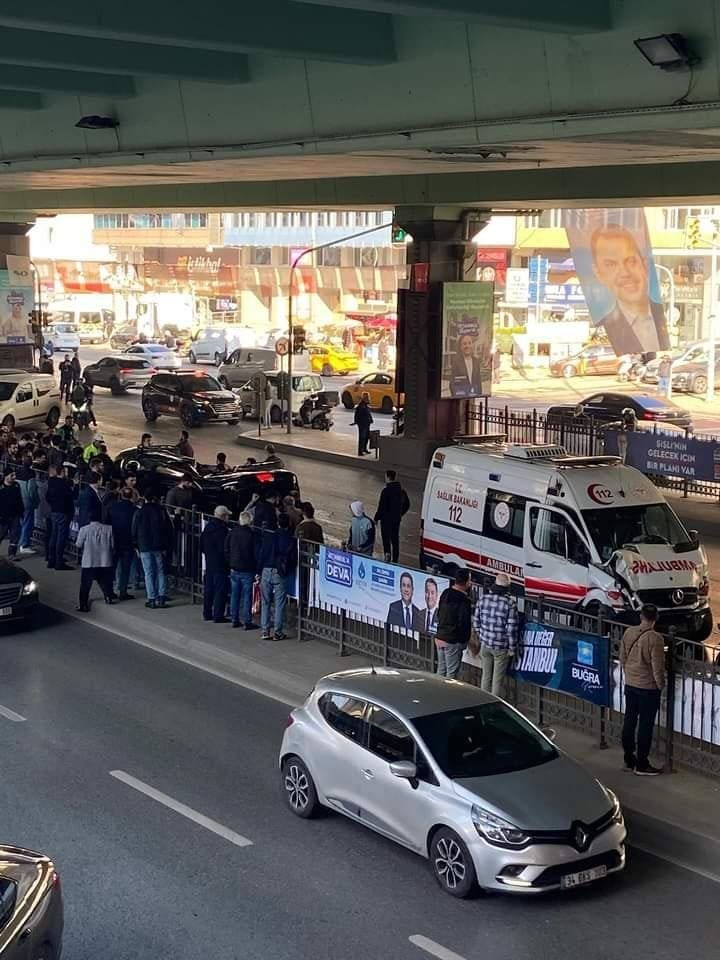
353, 392, 373, 456
620, 603, 665, 776
200, 505, 232, 623
435, 568, 472, 679
475, 573, 518, 698
374, 469, 410, 563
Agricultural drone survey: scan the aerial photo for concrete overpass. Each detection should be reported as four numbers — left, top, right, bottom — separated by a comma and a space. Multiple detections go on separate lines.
0, 1, 717, 214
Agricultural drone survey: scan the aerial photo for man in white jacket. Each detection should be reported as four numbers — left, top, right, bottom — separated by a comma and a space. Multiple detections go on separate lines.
75, 520, 115, 612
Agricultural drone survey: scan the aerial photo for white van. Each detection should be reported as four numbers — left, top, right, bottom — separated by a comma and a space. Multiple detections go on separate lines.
0, 372, 62, 430
421, 440, 712, 640
189, 326, 257, 365
47, 322, 81, 353
49, 302, 113, 344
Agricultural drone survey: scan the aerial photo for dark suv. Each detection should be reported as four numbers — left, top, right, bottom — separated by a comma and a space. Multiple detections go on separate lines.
141, 371, 243, 427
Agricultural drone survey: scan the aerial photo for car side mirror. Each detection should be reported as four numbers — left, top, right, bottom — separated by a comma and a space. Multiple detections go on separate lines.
541, 726, 557, 742
690, 529, 699, 543
389, 760, 417, 780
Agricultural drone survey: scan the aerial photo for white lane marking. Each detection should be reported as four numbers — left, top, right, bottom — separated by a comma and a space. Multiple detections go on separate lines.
0, 703, 26, 722
409, 935, 468, 960
109, 770, 253, 848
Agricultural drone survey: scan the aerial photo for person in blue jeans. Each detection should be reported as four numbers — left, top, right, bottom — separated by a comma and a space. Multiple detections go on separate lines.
131, 489, 172, 609
107, 487, 138, 600
225, 510, 258, 630
200, 505, 232, 623
257, 514, 296, 641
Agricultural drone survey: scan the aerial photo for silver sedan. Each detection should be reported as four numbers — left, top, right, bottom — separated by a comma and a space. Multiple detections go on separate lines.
279, 669, 626, 896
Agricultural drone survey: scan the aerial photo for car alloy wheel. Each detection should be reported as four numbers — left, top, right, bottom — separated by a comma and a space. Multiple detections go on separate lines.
142, 400, 158, 422
431, 828, 476, 898
46, 406, 60, 427
381, 396, 393, 414
2, 414, 14, 429
563, 364, 576, 378
282, 757, 319, 818
180, 404, 196, 428
214, 351, 223, 366
341, 392, 354, 410
693, 375, 708, 394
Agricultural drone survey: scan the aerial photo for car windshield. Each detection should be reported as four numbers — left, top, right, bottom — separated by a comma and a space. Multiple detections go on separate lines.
412, 702, 557, 779
146, 344, 170, 354
0, 382, 16, 401
583, 503, 691, 560
635, 396, 675, 411
179, 374, 221, 392
52, 323, 77, 334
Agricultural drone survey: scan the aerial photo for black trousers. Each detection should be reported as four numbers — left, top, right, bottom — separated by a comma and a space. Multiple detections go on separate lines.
79, 566, 113, 607
380, 520, 401, 563
622, 685, 661, 768
357, 425, 370, 455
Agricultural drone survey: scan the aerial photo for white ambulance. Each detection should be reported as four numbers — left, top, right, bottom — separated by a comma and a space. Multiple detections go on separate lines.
420, 440, 712, 640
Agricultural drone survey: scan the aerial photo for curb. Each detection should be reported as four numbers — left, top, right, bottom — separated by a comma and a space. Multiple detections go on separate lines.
235, 432, 387, 472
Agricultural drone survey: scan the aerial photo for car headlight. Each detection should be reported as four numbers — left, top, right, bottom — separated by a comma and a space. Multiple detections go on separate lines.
471, 804, 529, 847
21, 580, 37, 596
602, 785, 623, 825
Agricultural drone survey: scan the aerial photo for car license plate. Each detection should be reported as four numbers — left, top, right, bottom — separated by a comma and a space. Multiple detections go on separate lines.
561, 865, 607, 889
0, 607, 13, 617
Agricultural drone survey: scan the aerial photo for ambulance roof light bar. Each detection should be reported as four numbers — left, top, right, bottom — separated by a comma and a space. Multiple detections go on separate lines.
453, 433, 507, 445
549, 455, 622, 468
505, 444, 567, 460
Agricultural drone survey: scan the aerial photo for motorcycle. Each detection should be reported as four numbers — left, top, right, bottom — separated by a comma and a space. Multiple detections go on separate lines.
71, 399, 90, 430
392, 405, 405, 436
617, 356, 646, 382
294, 395, 334, 431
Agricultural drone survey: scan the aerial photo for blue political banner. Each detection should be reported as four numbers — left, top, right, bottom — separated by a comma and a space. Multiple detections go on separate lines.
317, 546, 449, 633
511, 620, 611, 707
604, 429, 720, 483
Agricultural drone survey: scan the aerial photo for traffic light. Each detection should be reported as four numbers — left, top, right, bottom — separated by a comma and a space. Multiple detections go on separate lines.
686, 217, 701, 248
391, 223, 408, 245
292, 325, 306, 354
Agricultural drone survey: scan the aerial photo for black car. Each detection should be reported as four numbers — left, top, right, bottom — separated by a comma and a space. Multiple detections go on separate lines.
141, 371, 243, 428
0, 558, 39, 623
83, 355, 156, 395
0, 845, 63, 959
546, 392, 693, 431
114, 446, 299, 516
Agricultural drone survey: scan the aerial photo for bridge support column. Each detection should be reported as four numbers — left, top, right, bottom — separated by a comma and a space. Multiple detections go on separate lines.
378, 205, 491, 472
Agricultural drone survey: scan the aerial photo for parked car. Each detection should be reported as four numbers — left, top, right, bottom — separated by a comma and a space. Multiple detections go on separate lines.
188, 326, 256, 365
216, 348, 278, 390
643, 340, 720, 385
671, 355, 720, 394
0, 557, 39, 623
114, 445, 299, 516
0, 372, 62, 430
0, 844, 63, 958
341, 372, 404, 414
307, 344, 359, 376
546, 392, 693, 430
108, 325, 137, 351
141, 371, 244, 428
280, 668, 626, 896
549, 345, 621, 379
82, 355, 157, 395
124, 343, 181, 370
46, 322, 80, 353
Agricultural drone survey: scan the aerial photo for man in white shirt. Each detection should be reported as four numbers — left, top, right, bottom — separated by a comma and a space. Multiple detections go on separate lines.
414, 577, 440, 634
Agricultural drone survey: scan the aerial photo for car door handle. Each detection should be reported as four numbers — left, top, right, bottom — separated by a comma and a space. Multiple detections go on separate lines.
526, 562, 543, 568
361, 768, 375, 780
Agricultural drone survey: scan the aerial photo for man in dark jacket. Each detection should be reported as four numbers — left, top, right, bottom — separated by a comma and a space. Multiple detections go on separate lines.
353, 392, 373, 456
132, 491, 173, 609
0, 469, 24, 559
257, 514, 296, 641
201, 505, 231, 623
70, 351, 81, 387
46, 465, 75, 570
435, 568, 472, 679
59, 355, 73, 402
78, 472, 104, 528
374, 470, 410, 563
108, 487, 137, 600
225, 510, 258, 630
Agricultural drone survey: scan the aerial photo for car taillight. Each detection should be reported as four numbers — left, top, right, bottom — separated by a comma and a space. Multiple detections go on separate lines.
52, 871, 61, 889
119, 368, 132, 375
148, 367, 157, 374
605, 589, 622, 602
256, 472, 274, 482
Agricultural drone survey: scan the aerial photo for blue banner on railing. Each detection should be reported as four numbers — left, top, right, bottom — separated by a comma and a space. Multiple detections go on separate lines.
511, 621, 611, 707
604, 429, 720, 483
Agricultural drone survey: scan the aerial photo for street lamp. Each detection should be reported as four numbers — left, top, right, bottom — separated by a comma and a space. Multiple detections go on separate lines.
654, 263, 675, 399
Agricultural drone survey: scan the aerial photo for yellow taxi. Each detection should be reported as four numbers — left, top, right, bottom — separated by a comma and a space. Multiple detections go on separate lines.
307, 344, 360, 376
341, 371, 404, 413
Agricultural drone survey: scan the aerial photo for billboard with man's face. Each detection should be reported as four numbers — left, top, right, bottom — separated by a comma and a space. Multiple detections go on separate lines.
562, 209, 670, 357
440, 281, 493, 399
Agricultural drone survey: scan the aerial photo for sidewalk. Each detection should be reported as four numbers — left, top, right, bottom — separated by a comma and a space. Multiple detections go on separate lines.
23, 554, 720, 882
236, 425, 391, 473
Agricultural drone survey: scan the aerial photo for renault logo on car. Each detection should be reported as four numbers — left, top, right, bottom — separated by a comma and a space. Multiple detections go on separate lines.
574, 824, 590, 852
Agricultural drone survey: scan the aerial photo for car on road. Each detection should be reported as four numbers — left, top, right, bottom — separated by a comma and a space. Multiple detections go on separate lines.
124, 342, 182, 370
82, 355, 157, 395
671, 354, 720, 394
46, 322, 80, 353
546, 392, 693, 431
0, 557, 39, 623
0, 373, 62, 431
188, 326, 256, 365
0, 844, 63, 959
341, 372, 403, 414
549, 344, 621, 379
307, 344, 359, 377
142, 371, 244, 428
114, 445, 299, 515
280, 668, 626, 896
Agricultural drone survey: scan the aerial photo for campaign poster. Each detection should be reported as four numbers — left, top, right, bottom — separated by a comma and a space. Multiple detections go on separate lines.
0, 259, 32, 342
511, 620, 611, 707
562, 209, 670, 357
316, 546, 449, 635
440, 281, 493, 399
604, 429, 720, 483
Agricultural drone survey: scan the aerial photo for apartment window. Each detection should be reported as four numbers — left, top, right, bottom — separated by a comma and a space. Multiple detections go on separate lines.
277, 247, 290, 266
298, 212, 309, 227
316, 212, 326, 227
318, 246, 341, 266
354, 247, 379, 267
374, 211, 385, 226
251, 246, 272, 265
281, 212, 291, 227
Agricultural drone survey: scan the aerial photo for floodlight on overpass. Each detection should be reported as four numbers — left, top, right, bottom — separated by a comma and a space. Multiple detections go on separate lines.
633, 33, 699, 72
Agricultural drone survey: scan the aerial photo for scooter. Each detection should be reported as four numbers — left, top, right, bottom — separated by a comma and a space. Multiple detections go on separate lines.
294, 395, 334, 431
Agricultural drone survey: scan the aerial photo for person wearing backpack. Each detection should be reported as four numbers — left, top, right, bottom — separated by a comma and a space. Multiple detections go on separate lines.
348, 500, 375, 555
619, 603, 666, 776
373, 469, 410, 563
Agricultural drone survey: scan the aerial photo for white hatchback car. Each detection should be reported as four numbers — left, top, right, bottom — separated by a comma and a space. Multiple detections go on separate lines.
124, 343, 182, 370
280, 669, 626, 897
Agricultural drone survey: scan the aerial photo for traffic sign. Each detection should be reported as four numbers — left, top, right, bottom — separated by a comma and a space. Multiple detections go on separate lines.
275, 337, 289, 356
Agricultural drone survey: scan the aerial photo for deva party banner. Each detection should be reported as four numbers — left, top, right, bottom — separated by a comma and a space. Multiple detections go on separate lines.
604, 429, 720, 483
562, 209, 670, 357
317, 546, 449, 634
511, 620, 611, 707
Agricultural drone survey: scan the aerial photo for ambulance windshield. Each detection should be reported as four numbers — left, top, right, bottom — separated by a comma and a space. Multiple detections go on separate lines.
583, 503, 691, 562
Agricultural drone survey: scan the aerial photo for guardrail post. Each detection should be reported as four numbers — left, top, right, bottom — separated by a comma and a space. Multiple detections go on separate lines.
383, 624, 389, 666
338, 609, 348, 657
664, 627, 677, 773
